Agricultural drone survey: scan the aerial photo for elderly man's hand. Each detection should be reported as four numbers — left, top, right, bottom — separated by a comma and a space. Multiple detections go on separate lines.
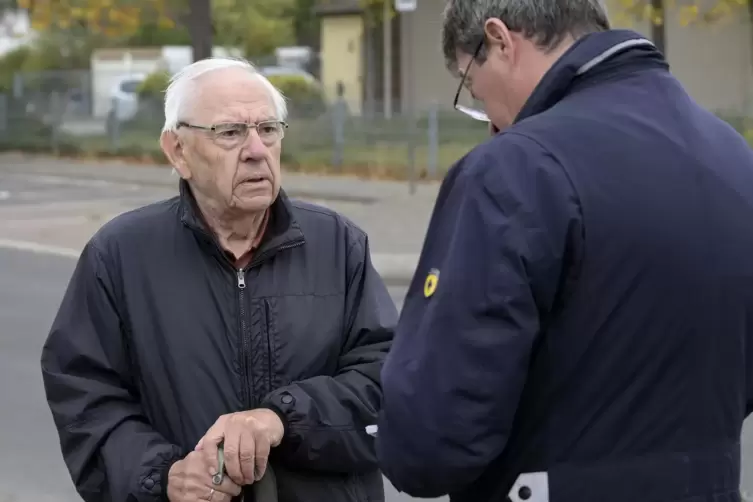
197, 409, 284, 486
167, 451, 241, 502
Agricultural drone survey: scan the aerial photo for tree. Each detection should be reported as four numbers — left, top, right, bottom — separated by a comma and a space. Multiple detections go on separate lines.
212, 0, 295, 58
612, 0, 752, 56
10, 0, 213, 62
15, 0, 175, 37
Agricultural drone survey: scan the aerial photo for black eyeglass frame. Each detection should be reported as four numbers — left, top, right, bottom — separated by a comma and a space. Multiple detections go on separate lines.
452, 39, 490, 122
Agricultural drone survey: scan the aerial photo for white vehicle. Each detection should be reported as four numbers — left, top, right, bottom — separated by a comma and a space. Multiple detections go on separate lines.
109, 74, 146, 122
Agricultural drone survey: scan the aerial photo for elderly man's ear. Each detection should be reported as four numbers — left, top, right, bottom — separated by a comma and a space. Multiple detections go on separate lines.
160, 131, 192, 179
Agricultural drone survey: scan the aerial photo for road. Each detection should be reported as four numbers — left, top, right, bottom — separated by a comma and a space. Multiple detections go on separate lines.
2, 167, 753, 502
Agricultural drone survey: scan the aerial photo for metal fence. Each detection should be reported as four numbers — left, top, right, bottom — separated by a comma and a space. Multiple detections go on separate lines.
0, 69, 489, 191
3, 69, 752, 191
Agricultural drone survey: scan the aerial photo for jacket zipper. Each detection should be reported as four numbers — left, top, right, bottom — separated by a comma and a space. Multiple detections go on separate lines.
236, 268, 252, 409
237, 239, 304, 409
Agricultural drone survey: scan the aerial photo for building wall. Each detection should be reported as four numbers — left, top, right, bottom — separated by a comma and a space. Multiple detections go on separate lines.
401, 0, 753, 117
399, 0, 456, 114
320, 15, 364, 114
608, 0, 753, 116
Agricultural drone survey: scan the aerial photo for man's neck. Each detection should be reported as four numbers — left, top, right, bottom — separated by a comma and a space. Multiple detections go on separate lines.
194, 194, 268, 261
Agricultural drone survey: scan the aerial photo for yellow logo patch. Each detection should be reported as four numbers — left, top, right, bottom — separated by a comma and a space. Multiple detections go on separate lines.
423, 268, 440, 298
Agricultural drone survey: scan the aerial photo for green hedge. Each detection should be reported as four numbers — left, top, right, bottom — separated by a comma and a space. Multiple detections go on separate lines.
267, 74, 325, 119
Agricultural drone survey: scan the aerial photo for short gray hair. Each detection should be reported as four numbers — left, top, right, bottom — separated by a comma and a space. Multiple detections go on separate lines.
441, 0, 610, 71
162, 57, 288, 133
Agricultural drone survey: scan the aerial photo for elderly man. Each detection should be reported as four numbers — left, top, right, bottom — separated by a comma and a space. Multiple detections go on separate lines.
376, 0, 753, 501
41, 58, 396, 502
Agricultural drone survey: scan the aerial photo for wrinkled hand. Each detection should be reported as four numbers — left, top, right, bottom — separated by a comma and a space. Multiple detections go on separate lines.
167, 450, 241, 502
197, 409, 284, 486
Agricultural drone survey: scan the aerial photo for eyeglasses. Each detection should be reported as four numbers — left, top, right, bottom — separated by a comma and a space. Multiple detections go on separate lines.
452, 39, 490, 123
176, 120, 288, 148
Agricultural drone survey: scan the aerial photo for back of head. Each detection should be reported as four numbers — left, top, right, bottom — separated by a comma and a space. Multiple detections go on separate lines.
162, 57, 288, 133
441, 0, 610, 70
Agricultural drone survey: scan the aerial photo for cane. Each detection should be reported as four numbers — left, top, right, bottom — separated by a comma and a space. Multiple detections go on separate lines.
213, 443, 279, 502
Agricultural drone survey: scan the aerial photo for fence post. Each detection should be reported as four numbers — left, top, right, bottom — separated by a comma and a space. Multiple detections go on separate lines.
332, 98, 346, 170
107, 100, 120, 151
12, 73, 23, 99
0, 94, 7, 135
427, 102, 439, 178
50, 91, 62, 155
407, 105, 417, 195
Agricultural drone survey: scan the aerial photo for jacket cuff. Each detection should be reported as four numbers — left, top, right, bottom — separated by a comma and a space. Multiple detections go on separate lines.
160, 452, 186, 501
258, 402, 290, 439
259, 389, 297, 439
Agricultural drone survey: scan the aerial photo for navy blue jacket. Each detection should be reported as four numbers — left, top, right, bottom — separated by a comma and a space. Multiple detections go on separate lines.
376, 30, 753, 502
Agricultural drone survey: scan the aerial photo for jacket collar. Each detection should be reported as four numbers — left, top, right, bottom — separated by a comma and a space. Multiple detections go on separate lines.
178, 179, 305, 265
515, 29, 667, 123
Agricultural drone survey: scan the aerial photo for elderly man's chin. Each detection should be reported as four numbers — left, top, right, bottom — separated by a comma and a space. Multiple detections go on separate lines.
232, 180, 276, 212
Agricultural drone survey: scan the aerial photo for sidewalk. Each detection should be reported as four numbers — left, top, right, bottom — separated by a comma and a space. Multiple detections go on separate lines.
0, 154, 441, 283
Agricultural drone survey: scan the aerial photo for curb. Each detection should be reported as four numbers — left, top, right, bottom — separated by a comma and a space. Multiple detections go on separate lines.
0, 155, 434, 204
2, 162, 379, 205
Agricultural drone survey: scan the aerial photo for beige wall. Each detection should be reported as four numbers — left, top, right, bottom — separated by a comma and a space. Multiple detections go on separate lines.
321, 15, 364, 115
401, 0, 753, 116
607, 0, 753, 115
399, 0, 457, 113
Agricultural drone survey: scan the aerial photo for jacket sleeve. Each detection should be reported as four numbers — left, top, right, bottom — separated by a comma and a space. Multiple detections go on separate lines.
376, 136, 583, 497
41, 242, 184, 502
260, 232, 397, 473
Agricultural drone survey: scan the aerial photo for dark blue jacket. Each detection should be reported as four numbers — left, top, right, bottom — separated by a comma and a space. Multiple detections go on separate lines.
376, 30, 753, 502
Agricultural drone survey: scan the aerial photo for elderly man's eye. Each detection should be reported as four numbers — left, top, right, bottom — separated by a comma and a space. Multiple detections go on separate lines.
259, 124, 278, 135
218, 126, 244, 137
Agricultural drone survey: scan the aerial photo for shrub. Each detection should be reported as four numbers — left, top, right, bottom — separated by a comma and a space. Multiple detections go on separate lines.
267, 74, 325, 119
137, 70, 171, 98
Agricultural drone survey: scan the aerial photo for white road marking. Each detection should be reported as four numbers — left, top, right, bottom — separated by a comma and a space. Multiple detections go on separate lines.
0, 239, 80, 259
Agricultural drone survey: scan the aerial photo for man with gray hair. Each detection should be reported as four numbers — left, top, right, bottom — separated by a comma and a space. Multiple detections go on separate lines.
376, 0, 753, 501
41, 58, 396, 502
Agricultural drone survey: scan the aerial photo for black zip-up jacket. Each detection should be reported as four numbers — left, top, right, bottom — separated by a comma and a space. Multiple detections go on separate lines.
40, 181, 397, 502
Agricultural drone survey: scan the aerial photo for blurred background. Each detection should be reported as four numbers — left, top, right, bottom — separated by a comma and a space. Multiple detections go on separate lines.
2, 1, 753, 502
0, 0, 749, 183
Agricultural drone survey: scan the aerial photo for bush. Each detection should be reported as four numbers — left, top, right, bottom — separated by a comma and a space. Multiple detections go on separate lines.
0, 46, 32, 94
267, 74, 325, 119
138, 70, 171, 98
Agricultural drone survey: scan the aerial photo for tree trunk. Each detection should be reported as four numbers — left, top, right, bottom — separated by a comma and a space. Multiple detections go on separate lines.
651, 0, 666, 57
186, 0, 213, 62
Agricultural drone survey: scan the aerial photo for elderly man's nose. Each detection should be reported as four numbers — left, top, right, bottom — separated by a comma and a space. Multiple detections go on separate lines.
241, 128, 267, 158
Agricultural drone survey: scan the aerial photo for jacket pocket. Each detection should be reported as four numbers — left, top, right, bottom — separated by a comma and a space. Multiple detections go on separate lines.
263, 298, 278, 395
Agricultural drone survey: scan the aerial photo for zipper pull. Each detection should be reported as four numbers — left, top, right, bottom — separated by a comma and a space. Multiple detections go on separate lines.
237, 269, 246, 289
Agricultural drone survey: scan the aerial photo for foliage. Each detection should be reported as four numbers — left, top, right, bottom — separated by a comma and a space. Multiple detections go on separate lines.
212, 0, 296, 58
16, 0, 178, 37
611, 0, 750, 27
137, 69, 170, 97
0, 45, 30, 92
126, 20, 191, 46
267, 74, 325, 117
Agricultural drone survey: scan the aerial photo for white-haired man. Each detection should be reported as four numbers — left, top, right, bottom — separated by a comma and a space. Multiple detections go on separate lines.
41, 58, 396, 502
